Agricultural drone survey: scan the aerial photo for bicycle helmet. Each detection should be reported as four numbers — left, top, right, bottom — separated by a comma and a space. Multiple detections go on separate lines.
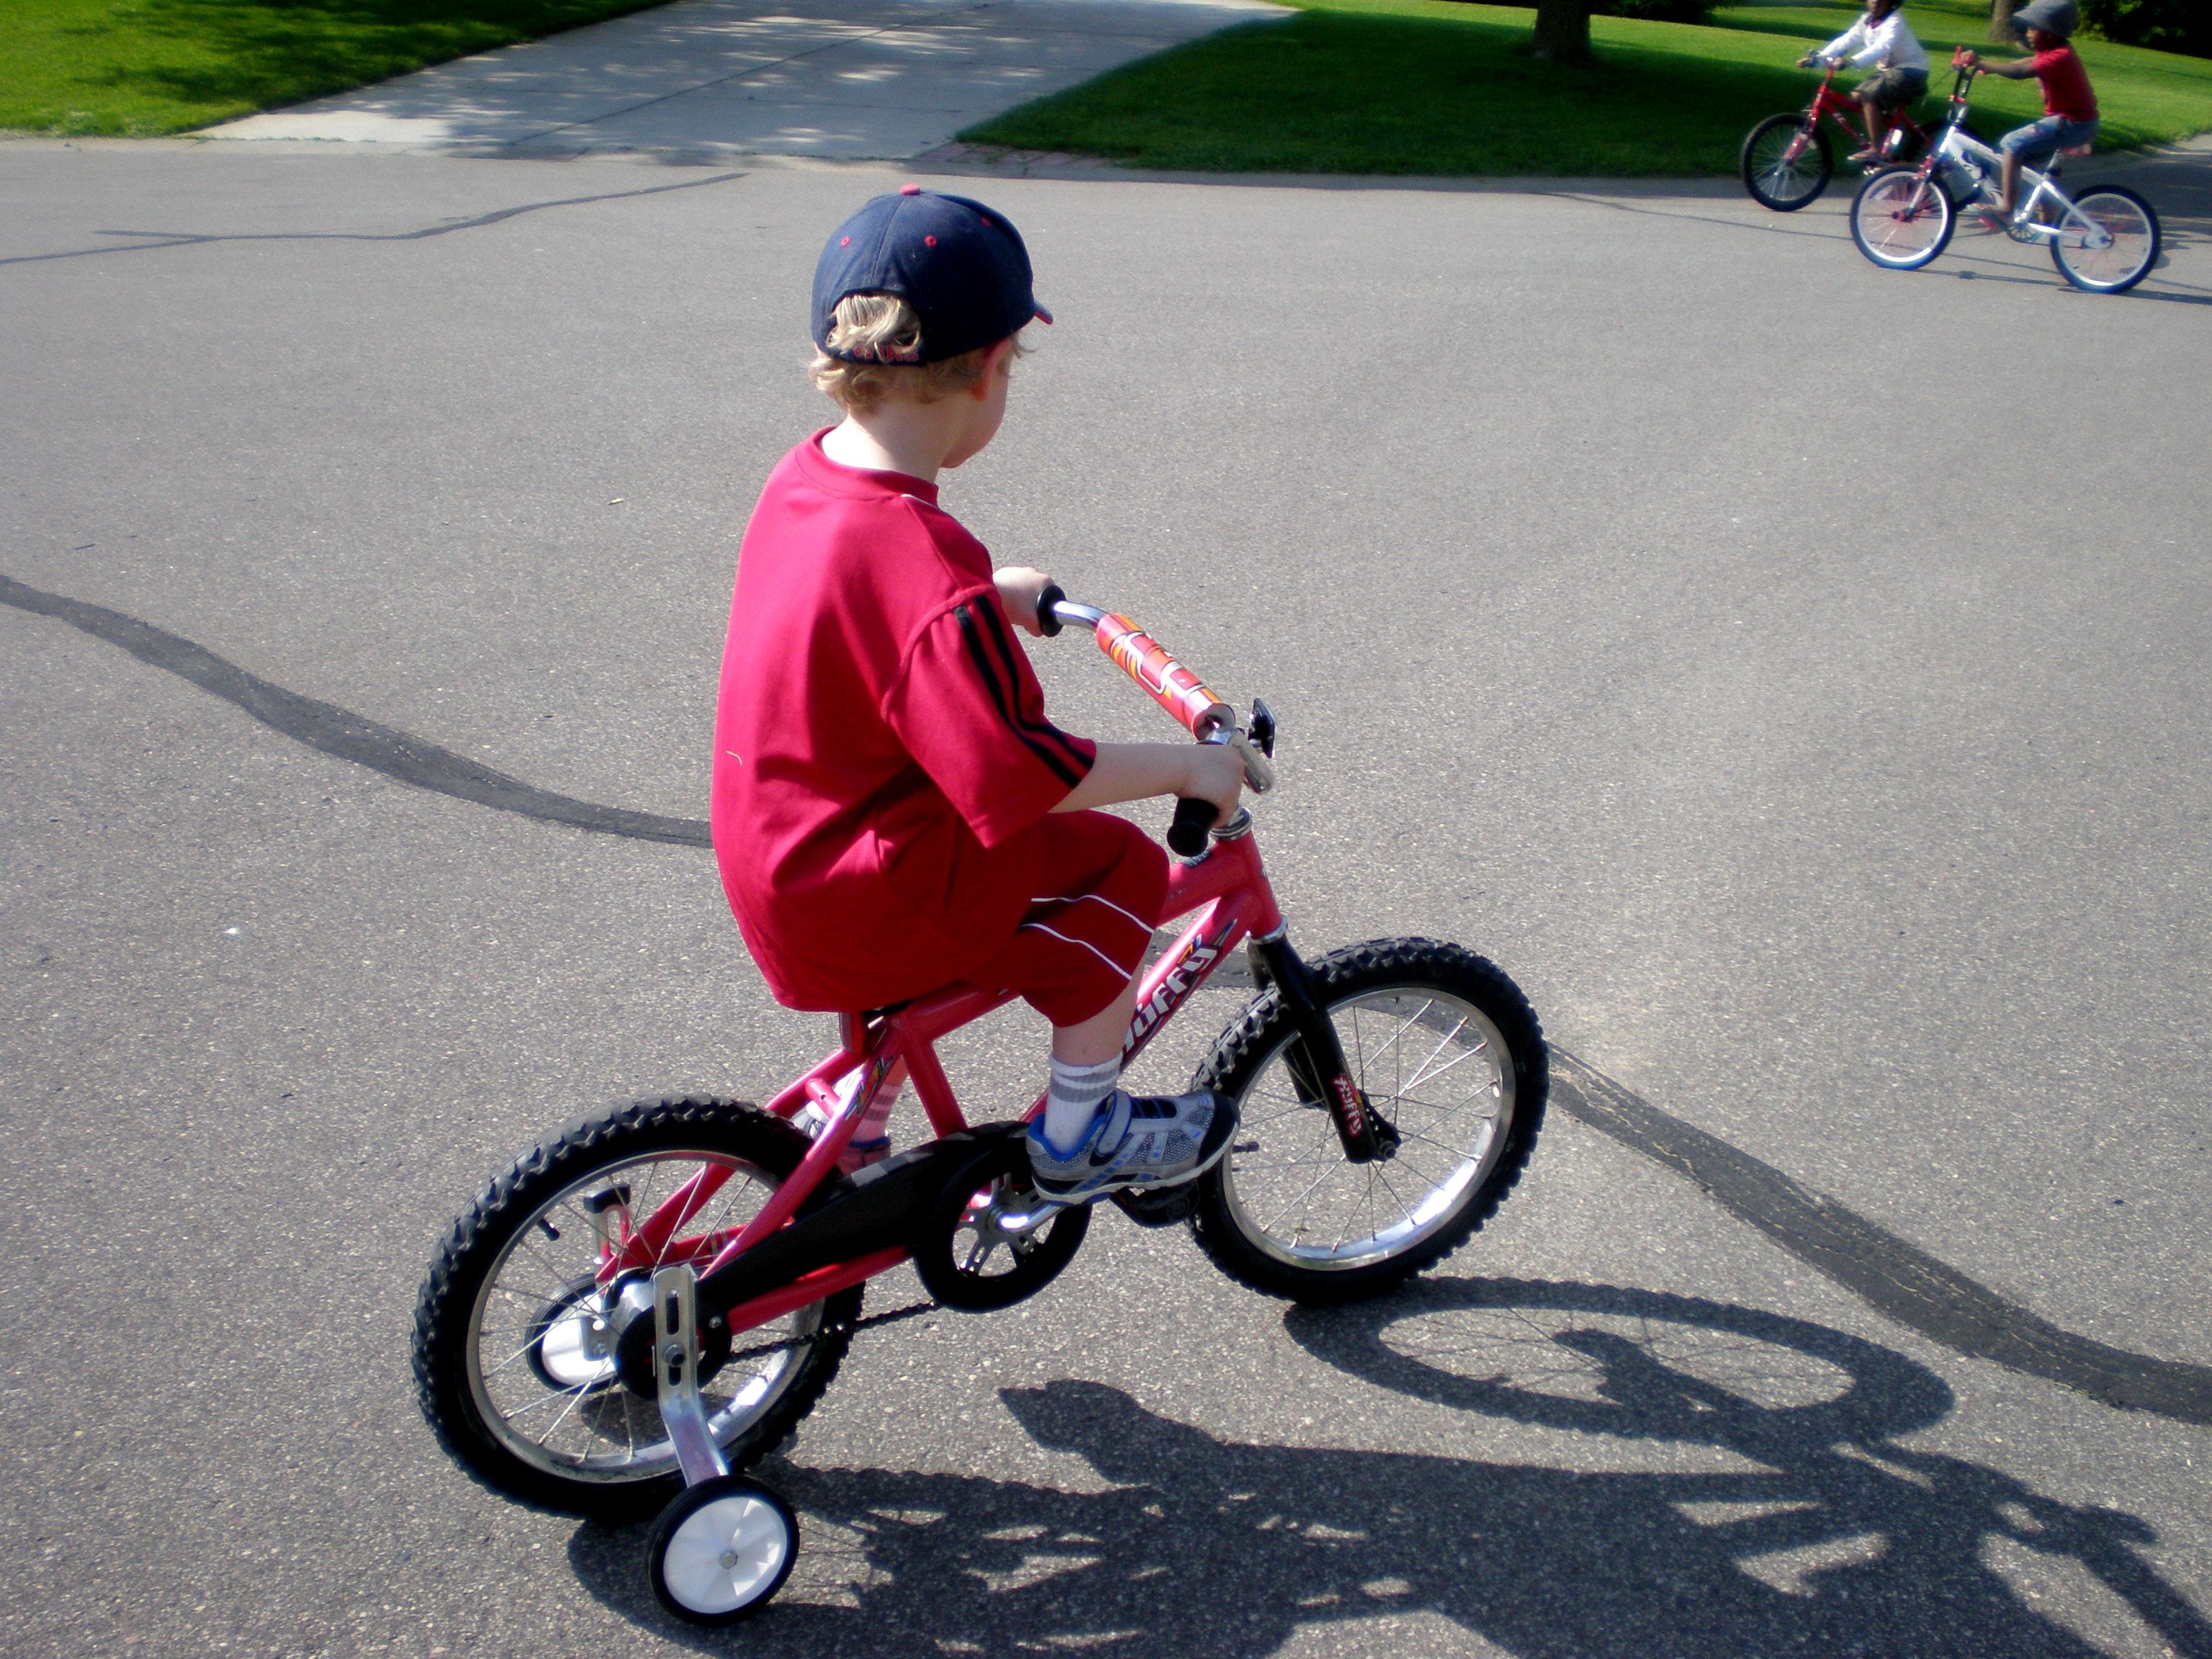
2008, 0, 2077, 40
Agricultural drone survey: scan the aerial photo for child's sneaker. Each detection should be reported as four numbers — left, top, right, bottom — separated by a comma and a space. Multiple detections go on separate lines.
1026, 1088, 1238, 1202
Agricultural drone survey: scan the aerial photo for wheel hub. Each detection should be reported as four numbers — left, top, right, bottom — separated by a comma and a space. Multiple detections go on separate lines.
611, 1274, 734, 1397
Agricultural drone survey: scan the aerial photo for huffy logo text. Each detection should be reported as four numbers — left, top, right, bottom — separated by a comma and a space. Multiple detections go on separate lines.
1123, 943, 1219, 1051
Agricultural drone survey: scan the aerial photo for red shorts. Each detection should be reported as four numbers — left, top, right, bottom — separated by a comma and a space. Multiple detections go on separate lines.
970, 810, 1167, 1026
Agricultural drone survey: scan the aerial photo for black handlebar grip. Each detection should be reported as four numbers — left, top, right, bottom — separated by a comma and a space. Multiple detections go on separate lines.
1035, 582, 1066, 638
1167, 796, 1218, 857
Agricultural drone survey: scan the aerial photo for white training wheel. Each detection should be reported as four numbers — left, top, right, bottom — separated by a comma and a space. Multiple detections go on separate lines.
647, 1475, 798, 1624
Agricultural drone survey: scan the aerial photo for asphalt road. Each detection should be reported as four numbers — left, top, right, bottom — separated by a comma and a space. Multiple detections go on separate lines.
4, 138, 2210, 1658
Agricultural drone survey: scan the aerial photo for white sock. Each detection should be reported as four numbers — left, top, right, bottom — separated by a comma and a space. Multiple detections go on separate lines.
1043, 1056, 1120, 1153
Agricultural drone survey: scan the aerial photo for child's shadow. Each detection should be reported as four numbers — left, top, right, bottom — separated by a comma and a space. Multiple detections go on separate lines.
567, 1280, 2211, 1658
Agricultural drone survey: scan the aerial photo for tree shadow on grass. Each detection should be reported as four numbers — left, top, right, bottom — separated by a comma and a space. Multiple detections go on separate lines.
73, 0, 671, 125
963, 12, 1827, 175
565, 1281, 2212, 1658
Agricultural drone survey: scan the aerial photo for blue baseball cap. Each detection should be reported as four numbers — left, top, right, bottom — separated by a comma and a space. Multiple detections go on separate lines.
811, 186, 1052, 364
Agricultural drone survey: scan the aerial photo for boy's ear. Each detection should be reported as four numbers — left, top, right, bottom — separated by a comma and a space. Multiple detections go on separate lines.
967, 336, 1017, 401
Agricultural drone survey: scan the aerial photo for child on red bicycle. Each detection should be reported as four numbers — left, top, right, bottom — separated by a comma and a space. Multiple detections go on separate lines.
709, 188, 1242, 1202
1799, 0, 1930, 163
1959, 0, 2099, 228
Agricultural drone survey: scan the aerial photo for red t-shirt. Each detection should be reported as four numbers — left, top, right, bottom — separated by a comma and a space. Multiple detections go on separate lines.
710, 432, 1096, 1012
2030, 46, 2097, 122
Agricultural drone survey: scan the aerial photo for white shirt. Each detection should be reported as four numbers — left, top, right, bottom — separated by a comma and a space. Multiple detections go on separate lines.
1819, 12, 1930, 73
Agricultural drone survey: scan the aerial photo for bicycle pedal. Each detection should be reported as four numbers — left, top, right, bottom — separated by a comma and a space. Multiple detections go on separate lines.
1110, 1184, 1193, 1228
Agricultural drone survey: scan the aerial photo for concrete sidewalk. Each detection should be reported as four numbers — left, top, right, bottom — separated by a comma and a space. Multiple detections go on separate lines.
200, 0, 1282, 161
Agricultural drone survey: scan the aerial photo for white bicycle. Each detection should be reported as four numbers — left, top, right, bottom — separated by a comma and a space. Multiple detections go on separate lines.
1850, 52, 2160, 295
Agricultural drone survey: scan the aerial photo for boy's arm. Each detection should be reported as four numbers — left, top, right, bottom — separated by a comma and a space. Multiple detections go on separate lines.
1805, 19, 1864, 65
1959, 50, 2034, 77
1052, 742, 1245, 821
980, 564, 1245, 820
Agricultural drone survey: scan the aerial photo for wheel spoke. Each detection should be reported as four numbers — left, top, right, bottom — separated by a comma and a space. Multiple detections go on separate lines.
1257, 1155, 1344, 1241
1208, 958, 1535, 1277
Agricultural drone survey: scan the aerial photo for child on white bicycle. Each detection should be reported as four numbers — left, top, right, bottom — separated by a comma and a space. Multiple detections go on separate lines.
1799, 0, 1930, 163
709, 189, 1243, 1204
1958, 0, 2100, 228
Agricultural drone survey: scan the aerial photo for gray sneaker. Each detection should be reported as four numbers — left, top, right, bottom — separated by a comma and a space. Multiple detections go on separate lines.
1026, 1088, 1238, 1202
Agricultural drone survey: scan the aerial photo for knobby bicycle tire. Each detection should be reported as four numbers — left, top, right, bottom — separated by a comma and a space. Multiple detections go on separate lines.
413, 1097, 860, 1519
1188, 938, 1545, 1304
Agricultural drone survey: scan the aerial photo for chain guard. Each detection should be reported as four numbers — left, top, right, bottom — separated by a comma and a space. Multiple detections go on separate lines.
912, 1138, 1090, 1310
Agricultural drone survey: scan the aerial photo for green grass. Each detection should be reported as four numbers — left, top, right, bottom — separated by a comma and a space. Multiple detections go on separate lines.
958, 0, 2212, 175
0, 0, 672, 136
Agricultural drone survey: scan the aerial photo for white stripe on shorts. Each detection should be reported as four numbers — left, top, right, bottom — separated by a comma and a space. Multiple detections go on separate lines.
1018, 922, 1139, 979
1028, 892, 1152, 934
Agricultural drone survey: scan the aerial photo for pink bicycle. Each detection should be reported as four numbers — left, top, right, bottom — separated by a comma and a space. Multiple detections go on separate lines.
413, 593, 1547, 1623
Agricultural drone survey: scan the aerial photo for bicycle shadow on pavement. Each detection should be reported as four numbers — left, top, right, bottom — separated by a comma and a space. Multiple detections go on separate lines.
565, 1280, 2212, 1658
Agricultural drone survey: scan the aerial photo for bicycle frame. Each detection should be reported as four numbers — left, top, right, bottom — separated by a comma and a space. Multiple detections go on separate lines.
585, 605, 1377, 1348
1790, 64, 1930, 161
1899, 60, 2113, 251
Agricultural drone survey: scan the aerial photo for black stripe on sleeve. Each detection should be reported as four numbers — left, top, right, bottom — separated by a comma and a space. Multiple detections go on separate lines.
971, 598, 1095, 771
954, 602, 1087, 788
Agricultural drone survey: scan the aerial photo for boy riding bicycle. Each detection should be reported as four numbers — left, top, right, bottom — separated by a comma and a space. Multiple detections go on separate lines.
1799, 0, 1930, 163
1958, 0, 2099, 228
710, 188, 1242, 1205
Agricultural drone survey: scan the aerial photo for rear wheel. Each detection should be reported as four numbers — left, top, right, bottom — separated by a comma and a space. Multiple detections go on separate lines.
1188, 939, 1545, 1304
1741, 114, 1832, 212
2051, 186, 2159, 294
1851, 166, 1954, 270
413, 1098, 860, 1519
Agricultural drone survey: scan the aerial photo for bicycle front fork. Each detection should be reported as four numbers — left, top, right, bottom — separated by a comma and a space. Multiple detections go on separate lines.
1246, 928, 1399, 1164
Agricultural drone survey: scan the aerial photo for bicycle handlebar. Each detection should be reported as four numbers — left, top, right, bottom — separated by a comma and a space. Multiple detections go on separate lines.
1035, 583, 1277, 855
1166, 796, 1220, 858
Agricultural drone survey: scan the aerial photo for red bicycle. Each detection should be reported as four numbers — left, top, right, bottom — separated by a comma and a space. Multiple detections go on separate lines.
412, 593, 1547, 1623
1740, 60, 1942, 212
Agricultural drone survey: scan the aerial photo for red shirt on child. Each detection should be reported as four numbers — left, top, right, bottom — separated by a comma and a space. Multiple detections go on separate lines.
711, 432, 1097, 1012
2028, 45, 2098, 122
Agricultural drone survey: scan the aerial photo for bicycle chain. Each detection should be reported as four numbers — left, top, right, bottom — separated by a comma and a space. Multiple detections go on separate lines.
720, 1296, 940, 1365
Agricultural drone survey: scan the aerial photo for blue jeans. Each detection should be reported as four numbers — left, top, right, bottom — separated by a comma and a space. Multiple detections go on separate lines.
2000, 114, 2098, 166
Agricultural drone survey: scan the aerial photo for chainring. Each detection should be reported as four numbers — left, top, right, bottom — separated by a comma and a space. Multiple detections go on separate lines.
912, 1140, 1090, 1310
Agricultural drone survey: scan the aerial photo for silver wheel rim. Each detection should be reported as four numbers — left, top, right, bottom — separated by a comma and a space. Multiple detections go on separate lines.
662, 1493, 791, 1615
1861, 174, 1944, 264
1221, 987, 1514, 1272
464, 1148, 823, 1485
2061, 194, 2152, 289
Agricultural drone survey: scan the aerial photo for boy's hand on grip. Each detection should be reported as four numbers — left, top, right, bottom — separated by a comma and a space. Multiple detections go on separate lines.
1182, 744, 1245, 824
994, 566, 1056, 637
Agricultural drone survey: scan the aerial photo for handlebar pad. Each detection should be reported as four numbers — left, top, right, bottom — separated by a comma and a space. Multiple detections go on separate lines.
1093, 612, 1232, 738
1168, 796, 1218, 858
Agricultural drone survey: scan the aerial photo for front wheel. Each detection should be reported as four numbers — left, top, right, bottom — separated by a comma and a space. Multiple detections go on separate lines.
1741, 114, 1832, 212
413, 1098, 860, 1520
1851, 166, 1954, 270
2051, 186, 2159, 294
1188, 939, 1545, 1304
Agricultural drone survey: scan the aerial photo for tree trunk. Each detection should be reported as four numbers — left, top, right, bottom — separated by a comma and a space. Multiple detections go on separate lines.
1989, 0, 2019, 41
1530, 0, 1593, 63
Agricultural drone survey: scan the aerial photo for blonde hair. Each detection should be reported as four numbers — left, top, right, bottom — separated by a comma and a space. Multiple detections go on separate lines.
809, 292, 1020, 413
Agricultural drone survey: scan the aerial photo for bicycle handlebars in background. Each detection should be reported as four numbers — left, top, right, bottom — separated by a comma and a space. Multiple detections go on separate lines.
1035, 583, 1277, 855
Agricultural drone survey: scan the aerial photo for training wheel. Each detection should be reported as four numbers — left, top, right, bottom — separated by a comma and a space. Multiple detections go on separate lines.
647, 1476, 798, 1625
